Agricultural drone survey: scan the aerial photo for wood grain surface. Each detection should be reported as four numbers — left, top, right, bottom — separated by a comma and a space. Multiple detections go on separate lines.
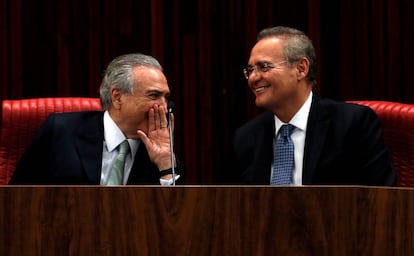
0, 186, 412, 255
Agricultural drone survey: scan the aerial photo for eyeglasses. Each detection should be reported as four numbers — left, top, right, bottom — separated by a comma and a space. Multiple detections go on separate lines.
243, 60, 288, 79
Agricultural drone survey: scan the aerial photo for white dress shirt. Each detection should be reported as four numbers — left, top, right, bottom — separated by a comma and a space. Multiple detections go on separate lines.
271, 91, 313, 185
101, 111, 139, 185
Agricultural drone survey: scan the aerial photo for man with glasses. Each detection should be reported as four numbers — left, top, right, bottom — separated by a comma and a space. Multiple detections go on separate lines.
229, 26, 395, 186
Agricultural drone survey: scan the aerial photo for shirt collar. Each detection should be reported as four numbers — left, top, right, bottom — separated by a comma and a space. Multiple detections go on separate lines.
103, 111, 140, 155
274, 91, 313, 134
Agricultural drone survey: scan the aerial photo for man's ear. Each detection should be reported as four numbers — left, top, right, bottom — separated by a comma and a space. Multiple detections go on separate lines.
296, 58, 310, 81
111, 88, 123, 109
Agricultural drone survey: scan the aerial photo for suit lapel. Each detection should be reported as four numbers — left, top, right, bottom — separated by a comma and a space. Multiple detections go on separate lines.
75, 112, 105, 184
251, 112, 275, 184
302, 95, 330, 184
127, 143, 159, 184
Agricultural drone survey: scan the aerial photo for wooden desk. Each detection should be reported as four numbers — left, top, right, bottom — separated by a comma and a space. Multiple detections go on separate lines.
0, 186, 412, 255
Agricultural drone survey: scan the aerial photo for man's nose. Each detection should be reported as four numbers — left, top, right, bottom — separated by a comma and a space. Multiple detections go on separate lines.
248, 68, 262, 82
159, 97, 168, 108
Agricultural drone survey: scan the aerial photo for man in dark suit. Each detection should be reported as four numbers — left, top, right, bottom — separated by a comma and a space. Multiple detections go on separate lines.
230, 26, 395, 185
9, 53, 182, 185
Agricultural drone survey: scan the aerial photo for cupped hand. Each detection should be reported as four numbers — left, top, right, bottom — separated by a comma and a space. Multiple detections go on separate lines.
137, 104, 174, 170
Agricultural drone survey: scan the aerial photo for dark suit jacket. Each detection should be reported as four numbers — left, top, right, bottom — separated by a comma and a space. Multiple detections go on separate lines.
230, 95, 396, 185
9, 111, 183, 185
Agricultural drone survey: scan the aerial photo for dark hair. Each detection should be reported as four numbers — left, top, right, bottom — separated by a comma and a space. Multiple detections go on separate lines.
258, 26, 317, 85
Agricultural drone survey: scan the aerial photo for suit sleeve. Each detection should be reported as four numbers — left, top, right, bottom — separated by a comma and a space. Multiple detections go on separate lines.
8, 115, 56, 184
355, 106, 396, 185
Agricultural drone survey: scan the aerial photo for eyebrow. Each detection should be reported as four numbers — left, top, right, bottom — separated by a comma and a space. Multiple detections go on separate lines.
247, 60, 272, 67
144, 89, 170, 97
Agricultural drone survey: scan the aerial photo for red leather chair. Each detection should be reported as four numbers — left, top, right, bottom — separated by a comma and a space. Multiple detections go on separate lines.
0, 97, 102, 184
348, 100, 414, 187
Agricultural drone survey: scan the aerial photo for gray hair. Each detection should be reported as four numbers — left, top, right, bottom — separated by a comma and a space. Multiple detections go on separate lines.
99, 53, 163, 110
258, 26, 317, 85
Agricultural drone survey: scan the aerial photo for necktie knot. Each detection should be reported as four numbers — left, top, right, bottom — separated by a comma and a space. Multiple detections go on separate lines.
118, 140, 130, 155
279, 124, 295, 142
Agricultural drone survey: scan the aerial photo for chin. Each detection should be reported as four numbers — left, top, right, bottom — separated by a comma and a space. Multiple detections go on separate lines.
256, 100, 275, 112
255, 98, 267, 108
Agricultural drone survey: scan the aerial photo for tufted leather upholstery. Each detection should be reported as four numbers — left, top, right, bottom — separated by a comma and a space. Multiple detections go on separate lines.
0, 97, 102, 184
348, 100, 414, 187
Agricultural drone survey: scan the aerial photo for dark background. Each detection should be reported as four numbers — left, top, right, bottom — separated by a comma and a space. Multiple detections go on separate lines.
1, 0, 413, 183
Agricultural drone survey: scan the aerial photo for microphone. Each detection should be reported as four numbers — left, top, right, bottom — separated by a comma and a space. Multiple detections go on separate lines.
167, 101, 176, 185
167, 101, 175, 120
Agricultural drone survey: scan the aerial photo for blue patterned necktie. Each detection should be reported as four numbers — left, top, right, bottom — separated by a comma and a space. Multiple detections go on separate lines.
271, 124, 295, 185
108, 140, 130, 185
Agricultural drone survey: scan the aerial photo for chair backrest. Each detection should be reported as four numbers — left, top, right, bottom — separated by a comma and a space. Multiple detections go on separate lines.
0, 97, 102, 184
348, 100, 414, 187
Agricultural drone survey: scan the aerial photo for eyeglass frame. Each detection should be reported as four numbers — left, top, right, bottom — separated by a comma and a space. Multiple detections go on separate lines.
243, 60, 288, 80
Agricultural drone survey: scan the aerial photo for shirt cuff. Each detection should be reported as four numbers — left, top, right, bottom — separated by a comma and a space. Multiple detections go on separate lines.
159, 174, 180, 185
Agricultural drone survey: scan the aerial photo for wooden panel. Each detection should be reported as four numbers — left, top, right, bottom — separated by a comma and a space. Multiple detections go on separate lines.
0, 186, 413, 255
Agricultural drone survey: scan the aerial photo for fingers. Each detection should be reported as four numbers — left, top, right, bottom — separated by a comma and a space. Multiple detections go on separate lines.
138, 104, 172, 169
137, 130, 151, 145
148, 104, 169, 132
